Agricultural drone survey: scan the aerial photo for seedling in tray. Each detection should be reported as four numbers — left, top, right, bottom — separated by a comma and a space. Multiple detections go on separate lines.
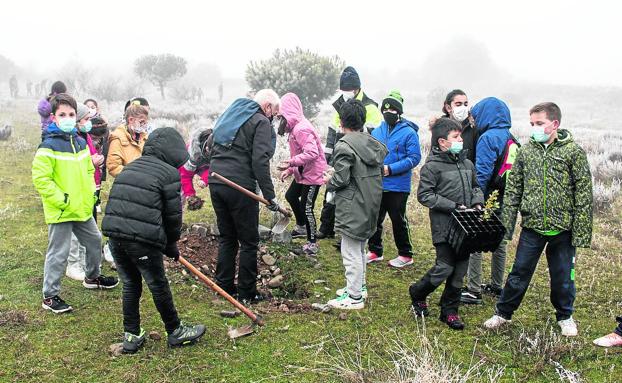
448, 209, 506, 257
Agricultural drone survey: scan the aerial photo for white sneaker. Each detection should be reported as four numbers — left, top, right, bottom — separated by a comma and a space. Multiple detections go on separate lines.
103, 242, 114, 264
336, 285, 368, 299
388, 256, 414, 268
65, 263, 86, 281
366, 252, 384, 264
484, 314, 511, 329
327, 293, 364, 310
558, 317, 578, 337
593, 333, 622, 347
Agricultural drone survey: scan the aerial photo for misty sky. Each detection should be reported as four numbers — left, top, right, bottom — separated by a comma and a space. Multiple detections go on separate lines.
2, 0, 620, 87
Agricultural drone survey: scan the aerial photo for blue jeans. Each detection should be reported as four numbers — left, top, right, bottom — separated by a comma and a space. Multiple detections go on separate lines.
496, 229, 576, 321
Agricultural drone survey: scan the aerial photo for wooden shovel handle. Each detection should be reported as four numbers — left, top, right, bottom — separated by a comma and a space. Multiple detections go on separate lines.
178, 256, 265, 326
210, 172, 291, 217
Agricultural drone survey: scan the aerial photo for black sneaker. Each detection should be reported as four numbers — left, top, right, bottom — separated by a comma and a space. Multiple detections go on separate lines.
481, 284, 502, 298
123, 328, 145, 354
411, 301, 430, 317
240, 292, 268, 305
167, 322, 206, 348
291, 226, 307, 239
440, 314, 465, 330
460, 288, 482, 305
83, 275, 119, 290
316, 231, 335, 240
42, 295, 73, 314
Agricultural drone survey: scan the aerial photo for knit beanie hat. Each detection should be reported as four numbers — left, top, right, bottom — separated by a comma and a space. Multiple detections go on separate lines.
340, 66, 361, 91
76, 104, 90, 121
381, 90, 404, 115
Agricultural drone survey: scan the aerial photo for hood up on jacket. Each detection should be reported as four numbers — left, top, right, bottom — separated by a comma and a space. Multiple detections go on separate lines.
471, 97, 511, 133
280, 92, 305, 132
143, 127, 189, 168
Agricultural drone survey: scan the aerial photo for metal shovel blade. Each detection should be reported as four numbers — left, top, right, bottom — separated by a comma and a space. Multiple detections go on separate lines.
271, 214, 290, 235
227, 324, 255, 339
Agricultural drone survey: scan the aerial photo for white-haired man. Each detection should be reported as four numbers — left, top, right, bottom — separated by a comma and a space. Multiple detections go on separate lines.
207, 89, 280, 303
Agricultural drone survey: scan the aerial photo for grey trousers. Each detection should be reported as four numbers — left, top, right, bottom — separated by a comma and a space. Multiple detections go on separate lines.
43, 218, 102, 298
466, 240, 507, 292
68, 233, 86, 268
341, 234, 367, 298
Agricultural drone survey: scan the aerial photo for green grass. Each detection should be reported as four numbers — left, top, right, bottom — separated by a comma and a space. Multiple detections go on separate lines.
1, 100, 622, 382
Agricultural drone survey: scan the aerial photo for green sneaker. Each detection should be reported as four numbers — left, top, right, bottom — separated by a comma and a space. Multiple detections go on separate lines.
123, 328, 145, 354
335, 285, 367, 299
327, 293, 364, 310
167, 322, 206, 348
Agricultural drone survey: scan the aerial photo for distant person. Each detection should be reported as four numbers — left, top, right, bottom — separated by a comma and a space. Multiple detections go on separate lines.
84, 98, 109, 125
37, 81, 67, 136
27, 81, 33, 97
102, 128, 206, 353
318, 66, 383, 240
366, 90, 421, 268
325, 99, 387, 310
277, 92, 328, 256
180, 127, 212, 210
9, 75, 18, 98
484, 102, 593, 337
32, 93, 118, 314
107, 103, 149, 177
409, 118, 484, 330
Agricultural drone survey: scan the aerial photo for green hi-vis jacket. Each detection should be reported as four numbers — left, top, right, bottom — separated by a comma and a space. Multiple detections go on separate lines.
503, 129, 593, 248
332, 90, 383, 130
32, 124, 96, 224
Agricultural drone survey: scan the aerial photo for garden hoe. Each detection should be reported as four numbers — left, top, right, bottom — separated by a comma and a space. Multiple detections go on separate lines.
178, 256, 265, 339
210, 172, 291, 234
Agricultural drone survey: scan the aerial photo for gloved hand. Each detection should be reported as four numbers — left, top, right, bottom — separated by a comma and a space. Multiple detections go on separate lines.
267, 199, 280, 212
165, 243, 180, 261
187, 195, 205, 211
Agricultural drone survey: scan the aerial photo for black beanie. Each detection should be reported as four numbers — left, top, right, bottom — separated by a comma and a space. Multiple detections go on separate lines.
381, 90, 404, 115
340, 66, 361, 91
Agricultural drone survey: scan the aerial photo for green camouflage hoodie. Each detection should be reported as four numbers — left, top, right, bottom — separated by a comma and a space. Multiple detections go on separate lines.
503, 129, 593, 248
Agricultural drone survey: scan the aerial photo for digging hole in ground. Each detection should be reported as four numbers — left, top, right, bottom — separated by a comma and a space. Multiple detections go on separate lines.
167, 230, 313, 313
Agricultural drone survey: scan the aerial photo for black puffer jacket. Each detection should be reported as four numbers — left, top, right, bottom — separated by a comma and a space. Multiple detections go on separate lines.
102, 128, 189, 249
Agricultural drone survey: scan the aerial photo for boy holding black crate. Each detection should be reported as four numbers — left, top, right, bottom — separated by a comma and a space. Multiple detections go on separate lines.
409, 118, 484, 330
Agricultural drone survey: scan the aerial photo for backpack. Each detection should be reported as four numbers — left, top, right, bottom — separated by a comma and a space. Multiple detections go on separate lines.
489, 133, 521, 197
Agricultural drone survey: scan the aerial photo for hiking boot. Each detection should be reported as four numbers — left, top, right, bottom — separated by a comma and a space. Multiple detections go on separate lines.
302, 242, 318, 256
481, 284, 502, 298
167, 322, 206, 348
558, 317, 578, 337
484, 314, 511, 330
83, 275, 119, 290
123, 328, 146, 354
291, 225, 306, 239
388, 255, 413, 268
366, 251, 384, 264
316, 231, 334, 240
336, 285, 368, 299
411, 301, 429, 317
440, 314, 465, 330
327, 293, 364, 310
65, 263, 85, 281
241, 293, 267, 305
593, 333, 622, 348
460, 288, 483, 304
42, 295, 73, 314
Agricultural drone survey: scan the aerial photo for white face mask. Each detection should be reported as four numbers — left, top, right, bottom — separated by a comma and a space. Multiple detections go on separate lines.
132, 124, 148, 134
342, 91, 355, 101
452, 105, 469, 122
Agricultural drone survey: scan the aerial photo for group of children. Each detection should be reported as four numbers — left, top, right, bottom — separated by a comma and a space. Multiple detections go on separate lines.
30, 70, 621, 353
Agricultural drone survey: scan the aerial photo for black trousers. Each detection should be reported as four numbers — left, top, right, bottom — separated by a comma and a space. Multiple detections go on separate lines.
210, 183, 259, 300
368, 191, 413, 257
409, 243, 469, 317
109, 239, 180, 334
318, 190, 336, 236
285, 181, 320, 242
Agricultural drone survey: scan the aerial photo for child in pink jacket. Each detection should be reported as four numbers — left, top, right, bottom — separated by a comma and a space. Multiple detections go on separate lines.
277, 93, 327, 256
180, 128, 212, 210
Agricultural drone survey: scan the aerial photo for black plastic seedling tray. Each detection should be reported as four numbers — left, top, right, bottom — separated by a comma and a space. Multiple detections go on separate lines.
448, 209, 506, 257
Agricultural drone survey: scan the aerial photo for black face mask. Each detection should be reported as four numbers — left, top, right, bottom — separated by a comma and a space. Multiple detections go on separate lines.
383, 112, 399, 127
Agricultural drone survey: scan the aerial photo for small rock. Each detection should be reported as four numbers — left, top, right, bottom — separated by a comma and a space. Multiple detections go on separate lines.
313, 279, 326, 284
191, 284, 198, 289
259, 246, 268, 255
278, 303, 290, 312
313, 262, 322, 269
315, 294, 321, 298
260, 270, 271, 277
269, 265, 277, 272
324, 287, 330, 291
163, 260, 170, 268
261, 254, 276, 266
109, 343, 124, 357
220, 310, 241, 318
272, 268, 281, 276
208, 224, 220, 236
268, 275, 284, 288
258, 225, 272, 240
272, 230, 292, 244
148, 331, 162, 341
288, 252, 298, 258
338, 313, 347, 321
200, 264, 210, 274
181, 269, 188, 276
312, 303, 332, 313
192, 224, 208, 238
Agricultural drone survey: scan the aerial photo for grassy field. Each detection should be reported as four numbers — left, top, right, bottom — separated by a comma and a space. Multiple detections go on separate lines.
1, 99, 622, 382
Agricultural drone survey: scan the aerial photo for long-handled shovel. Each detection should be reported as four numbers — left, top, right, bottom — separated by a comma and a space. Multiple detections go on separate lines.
210, 172, 291, 234
178, 256, 265, 339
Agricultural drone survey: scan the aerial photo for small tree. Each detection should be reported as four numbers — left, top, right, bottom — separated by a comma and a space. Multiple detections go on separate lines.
246, 47, 344, 117
134, 54, 187, 99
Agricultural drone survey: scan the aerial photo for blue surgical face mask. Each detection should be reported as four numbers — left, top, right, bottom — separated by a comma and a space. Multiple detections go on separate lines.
531, 125, 551, 143
58, 118, 77, 133
448, 141, 463, 154
79, 120, 92, 133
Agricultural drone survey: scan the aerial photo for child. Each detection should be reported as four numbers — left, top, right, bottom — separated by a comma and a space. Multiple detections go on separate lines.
409, 118, 484, 330
484, 102, 593, 337
325, 99, 387, 310
179, 127, 212, 210
37, 81, 67, 136
277, 92, 327, 256
593, 317, 622, 347
107, 103, 149, 177
32, 93, 118, 314
102, 127, 206, 353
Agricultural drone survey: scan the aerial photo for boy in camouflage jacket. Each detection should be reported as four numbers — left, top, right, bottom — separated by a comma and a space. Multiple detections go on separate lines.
484, 102, 593, 337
